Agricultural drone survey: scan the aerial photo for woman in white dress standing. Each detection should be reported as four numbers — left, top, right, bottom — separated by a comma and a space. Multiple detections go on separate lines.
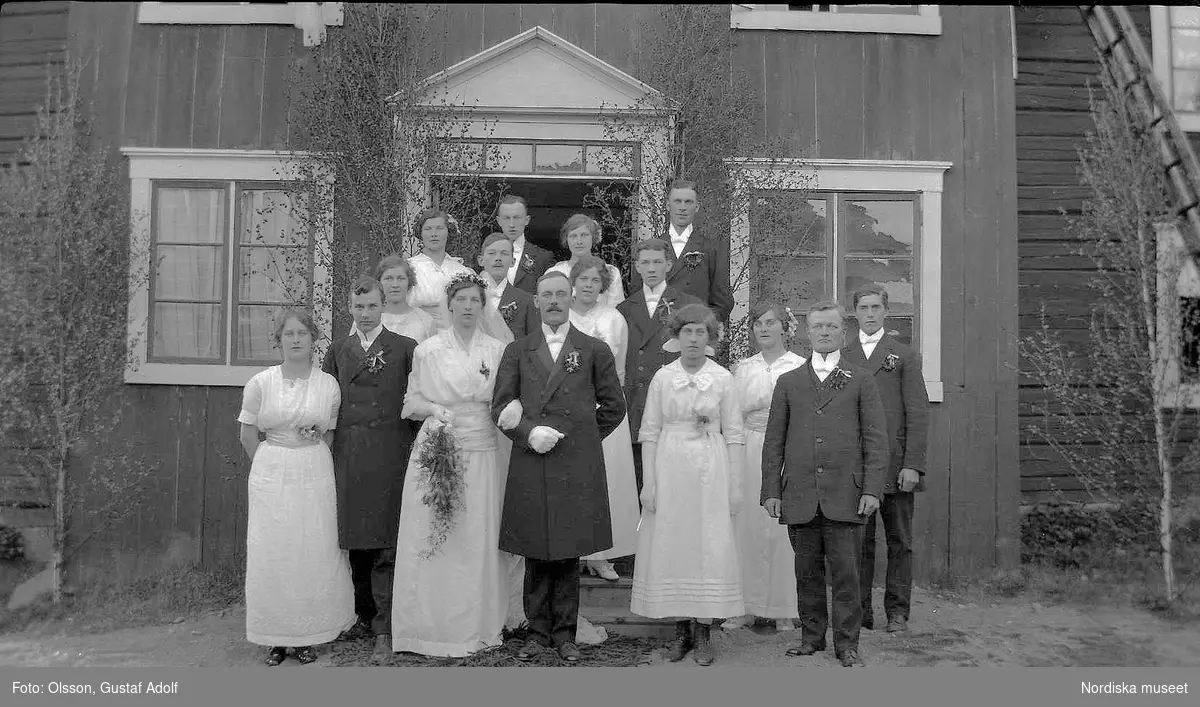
349, 255, 436, 343
391, 273, 510, 657
406, 209, 475, 332
546, 214, 625, 309
725, 302, 805, 632
631, 303, 745, 666
567, 254, 639, 581
237, 310, 355, 666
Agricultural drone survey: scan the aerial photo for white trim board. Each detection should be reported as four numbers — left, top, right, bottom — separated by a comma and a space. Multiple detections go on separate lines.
726, 158, 952, 402
121, 147, 334, 387
731, 5, 942, 35
136, 2, 344, 47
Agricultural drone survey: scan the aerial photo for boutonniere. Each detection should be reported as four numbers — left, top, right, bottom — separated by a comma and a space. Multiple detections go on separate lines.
297, 424, 324, 442
366, 350, 386, 374
521, 253, 536, 272
500, 300, 518, 323
882, 353, 900, 372
682, 251, 704, 270
829, 366, 853, 390
563, 350, 581, 374
479, 360, 491, 379
658, 298, 675, 324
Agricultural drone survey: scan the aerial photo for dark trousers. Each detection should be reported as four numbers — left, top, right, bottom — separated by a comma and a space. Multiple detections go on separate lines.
788, 510, 863, 656
524, 557, 581, 648
860, 491, 915, 621
349, 547, 395, 636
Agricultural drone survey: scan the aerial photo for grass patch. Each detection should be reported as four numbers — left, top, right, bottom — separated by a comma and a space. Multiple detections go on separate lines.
329, 627, 660, 667
0, 562, 244, 636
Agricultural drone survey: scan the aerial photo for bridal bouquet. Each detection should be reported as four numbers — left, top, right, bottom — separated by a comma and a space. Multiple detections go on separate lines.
415, 422, 466, 560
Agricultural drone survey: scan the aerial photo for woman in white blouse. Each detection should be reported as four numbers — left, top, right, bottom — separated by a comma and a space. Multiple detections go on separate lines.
726, 301, 806, 632
567, 254, 639, 581
406, 208, 475, 332
546, 214, 626, 309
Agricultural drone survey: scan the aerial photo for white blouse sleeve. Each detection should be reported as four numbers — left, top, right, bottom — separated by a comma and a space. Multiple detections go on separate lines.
237, 373, 264, 427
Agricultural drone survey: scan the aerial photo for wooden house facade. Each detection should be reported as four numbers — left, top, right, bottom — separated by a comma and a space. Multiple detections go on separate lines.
1, 2, 1031, 586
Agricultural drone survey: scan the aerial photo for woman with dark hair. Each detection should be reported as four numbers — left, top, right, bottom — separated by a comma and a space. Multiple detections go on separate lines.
726, 302, 805, 632
238, 309, 355, 666
630, 303, 745, 666
406, 209, 475, 332
546, 213, 626, 308
349, 254, 435, 343
567, 254, 639, 582
390, 273, 514, 657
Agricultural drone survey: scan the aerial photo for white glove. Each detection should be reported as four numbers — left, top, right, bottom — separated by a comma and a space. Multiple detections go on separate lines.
497, 399, 523, 431
528, 426, 565, 454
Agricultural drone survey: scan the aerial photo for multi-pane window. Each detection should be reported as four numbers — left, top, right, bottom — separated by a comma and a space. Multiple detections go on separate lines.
1153, 7, 1200, 132
434, 140, 639, 178
750, 190, 918, 346
731, 3, 941, 34
147, 181, 312, 366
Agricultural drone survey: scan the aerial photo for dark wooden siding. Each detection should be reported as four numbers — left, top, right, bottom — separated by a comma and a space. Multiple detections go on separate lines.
0, 2, 70, 163
1015, 6, 1154, 505
65, 4, 1017, 583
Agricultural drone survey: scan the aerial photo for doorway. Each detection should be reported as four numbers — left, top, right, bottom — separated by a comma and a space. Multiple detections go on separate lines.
431, 176, 638, 294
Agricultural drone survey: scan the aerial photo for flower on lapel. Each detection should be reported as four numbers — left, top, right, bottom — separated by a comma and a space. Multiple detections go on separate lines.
366, 350, 386, 374
682, 251, 704, 270
499, 300, 518, 323
563, 350, 581, 374
479, 360, 491, 379
829, 366, 853, 390
658, 298, 676, 324
297, 424, 323, 442
521, 253, 536, 272
882, 353, 901, 372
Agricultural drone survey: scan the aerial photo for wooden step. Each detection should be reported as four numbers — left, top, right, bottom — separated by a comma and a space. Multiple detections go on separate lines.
578, 575, 675, 639
579, 575, 633, 608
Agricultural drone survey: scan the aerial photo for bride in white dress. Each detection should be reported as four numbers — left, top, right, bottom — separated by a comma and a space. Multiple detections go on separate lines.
406, 209, 475, 332
546, 214, 625, 309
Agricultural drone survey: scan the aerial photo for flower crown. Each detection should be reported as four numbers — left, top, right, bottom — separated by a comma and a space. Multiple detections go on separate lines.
445, 271, 489, 298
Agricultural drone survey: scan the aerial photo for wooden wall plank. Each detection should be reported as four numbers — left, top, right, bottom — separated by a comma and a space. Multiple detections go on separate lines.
258, 27, 292, 149
593, 3, 641, 76
862, 34, 888, 160
217, 26, 266, 149
813, 35, 866, 158
437, 3, 486, 70
156, 27, 197, 147
548, 4, 596, 54
482, 4, 523, 49
762, 31, 814, 156
202, 388, 247, 567
122, 24, 162, 146
191, 28, 225, 149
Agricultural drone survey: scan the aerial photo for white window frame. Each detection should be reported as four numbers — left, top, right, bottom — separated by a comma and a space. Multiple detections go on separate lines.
730, 4, 942, 35
122, 148, 334, 387
727, 158, 951, 402
1151, 6, 1200, 133
1155, 223, 1200, 408
136, 2, 344, 47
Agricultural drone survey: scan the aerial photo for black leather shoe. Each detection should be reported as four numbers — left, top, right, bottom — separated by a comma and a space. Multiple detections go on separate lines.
557, 641, 582, 663
785, 642, 825, 656
517, 639, 544, 661
295, 646, 318, 664
862, 614, 875, 631
666, 620, 694, 662
338, 618, 372, 642
265, 647, 287, 666
886, 617, 908, 633
839, 649, 864, 667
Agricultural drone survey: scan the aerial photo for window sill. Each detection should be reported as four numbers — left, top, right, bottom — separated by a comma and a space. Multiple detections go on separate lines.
730, 10, 942, 36
125, 362, 280, 387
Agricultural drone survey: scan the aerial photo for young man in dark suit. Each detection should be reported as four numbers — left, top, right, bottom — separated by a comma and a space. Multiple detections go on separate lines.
322, 276, 418, 662
496, 194, 556, 295
760, 301, 889, 667
844, 285, 929, 634
478, 232, 541, 340
615, 237, 701, 492
631, 179, 733, 323
492, 270, 627, 663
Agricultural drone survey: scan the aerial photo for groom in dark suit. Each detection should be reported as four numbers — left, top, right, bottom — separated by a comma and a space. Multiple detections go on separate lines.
322, 276, 418, 662
844, 285, 929, 634
492, 270, 626, 663
761, 301, 888, 667
631, 179, 733, 323
616, 238, 700, 493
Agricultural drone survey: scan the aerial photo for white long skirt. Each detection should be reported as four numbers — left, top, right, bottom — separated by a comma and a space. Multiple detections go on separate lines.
584, 413, 639, 561
734, 426, 799, 619
245, 442, 356, 646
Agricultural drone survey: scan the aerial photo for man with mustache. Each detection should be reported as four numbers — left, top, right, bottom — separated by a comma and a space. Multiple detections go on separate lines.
616, 238, 701, 495
760, 301, 887, 667
495, 195, 555, 295
492, 270, 626, 663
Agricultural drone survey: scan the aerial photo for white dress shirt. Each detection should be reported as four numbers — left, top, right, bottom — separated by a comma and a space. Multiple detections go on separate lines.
506, 235, 527, 286
358, 323, 383, 351
810, 349, 841, 382
643, 282, 668, 319
483, 272, 508, 312
668, 223, 693, 259
542, 321, 571, 362
859, 328, 885, 360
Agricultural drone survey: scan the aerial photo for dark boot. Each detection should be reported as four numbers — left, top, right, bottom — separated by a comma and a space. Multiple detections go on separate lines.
692, 622, 714, 666
666, 620, 694, 662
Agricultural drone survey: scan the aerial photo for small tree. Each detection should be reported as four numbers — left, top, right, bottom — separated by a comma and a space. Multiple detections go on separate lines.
0, 62, 151, 601
1019, 71, 1199, 603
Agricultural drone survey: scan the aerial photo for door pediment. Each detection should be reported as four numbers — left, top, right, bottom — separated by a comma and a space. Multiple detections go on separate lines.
413, 26, 674, 114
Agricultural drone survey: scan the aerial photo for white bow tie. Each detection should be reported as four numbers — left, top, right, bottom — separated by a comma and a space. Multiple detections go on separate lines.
671, 234, 687, 244
545, 333, 566, 345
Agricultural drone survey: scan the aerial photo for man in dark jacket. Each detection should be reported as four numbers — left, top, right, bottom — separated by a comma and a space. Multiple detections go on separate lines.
492, 270, 626, 663
761, 301, 888, 667
843, 285, 929, 634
